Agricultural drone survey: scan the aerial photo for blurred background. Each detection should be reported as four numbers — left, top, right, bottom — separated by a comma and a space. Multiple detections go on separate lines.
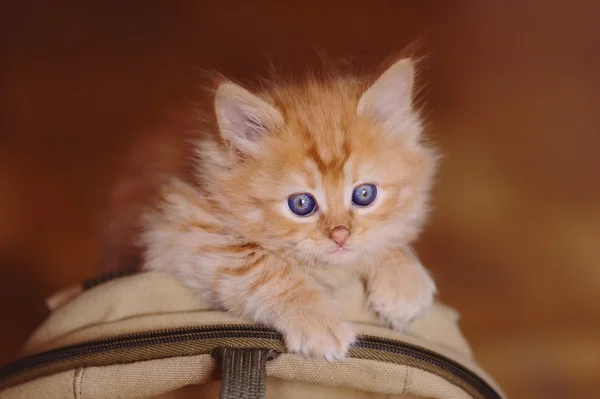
1, 1, 599, 398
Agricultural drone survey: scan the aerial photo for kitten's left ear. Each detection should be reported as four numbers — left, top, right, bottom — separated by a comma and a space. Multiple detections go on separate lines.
357, 59, 418, 139
215, 81, 284, 156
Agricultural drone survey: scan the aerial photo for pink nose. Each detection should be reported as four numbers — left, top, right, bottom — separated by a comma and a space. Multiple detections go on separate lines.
329, 226, 350, 247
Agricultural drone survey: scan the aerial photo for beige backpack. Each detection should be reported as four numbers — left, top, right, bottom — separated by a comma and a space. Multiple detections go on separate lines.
0, 271, 506, 399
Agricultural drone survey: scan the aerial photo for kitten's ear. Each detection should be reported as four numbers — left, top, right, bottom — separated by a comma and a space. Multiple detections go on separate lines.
215, 81, 284, 155
357, 59, 418, 139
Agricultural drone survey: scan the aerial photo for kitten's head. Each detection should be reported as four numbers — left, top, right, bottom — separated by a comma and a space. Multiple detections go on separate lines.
205, 59, 438, 267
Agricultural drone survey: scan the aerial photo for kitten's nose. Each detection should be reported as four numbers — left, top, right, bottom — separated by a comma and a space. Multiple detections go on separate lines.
329, 226, 350, 247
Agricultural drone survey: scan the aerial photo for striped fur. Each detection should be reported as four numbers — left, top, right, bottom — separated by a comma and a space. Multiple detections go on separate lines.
142, 58, 438, 360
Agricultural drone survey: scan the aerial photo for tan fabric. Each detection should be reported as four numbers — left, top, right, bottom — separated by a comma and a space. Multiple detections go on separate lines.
0, 353, 465, 399
45, 285, 82, 313
1, 271, 507, 399
1, 370, 76, 399
78, 355, 215, 399
22, 272, 471, 359
267, 355, 470, 398
156, 380, 426, 399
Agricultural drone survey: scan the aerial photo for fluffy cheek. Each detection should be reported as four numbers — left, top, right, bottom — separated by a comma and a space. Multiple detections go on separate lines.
394, 203, 432, 248
354, 188, 419, 249
241, 202, 319, 249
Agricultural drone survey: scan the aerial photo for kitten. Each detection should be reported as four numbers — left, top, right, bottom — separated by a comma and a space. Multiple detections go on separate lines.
141, 58, 438, 361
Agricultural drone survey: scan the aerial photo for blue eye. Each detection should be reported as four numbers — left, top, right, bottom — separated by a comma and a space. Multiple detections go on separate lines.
287, 193, 317, 216
352, 184, 377, 207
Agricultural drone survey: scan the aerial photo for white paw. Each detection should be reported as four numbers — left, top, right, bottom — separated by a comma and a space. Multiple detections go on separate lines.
279, 309, 356, 361
369, 267, 436, 332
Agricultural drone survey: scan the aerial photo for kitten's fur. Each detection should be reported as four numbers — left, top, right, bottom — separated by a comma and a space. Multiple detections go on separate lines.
141, 58, 438, 360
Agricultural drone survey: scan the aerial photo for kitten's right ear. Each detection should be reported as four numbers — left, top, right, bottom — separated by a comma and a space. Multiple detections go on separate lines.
214, 81, 284, 155
357, 59, 419, 142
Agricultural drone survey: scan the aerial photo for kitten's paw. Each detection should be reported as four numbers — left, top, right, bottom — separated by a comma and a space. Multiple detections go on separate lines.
280, 310, 356, 361
369, 264, 436, 332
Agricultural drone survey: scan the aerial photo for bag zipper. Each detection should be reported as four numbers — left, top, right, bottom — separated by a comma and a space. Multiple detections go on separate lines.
0, 324, 501, 399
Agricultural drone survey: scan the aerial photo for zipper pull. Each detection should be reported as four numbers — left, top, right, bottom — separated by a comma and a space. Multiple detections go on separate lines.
211, 347, 280, 399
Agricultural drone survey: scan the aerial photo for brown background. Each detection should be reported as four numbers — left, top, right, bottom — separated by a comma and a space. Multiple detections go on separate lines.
1, 2, 599, 398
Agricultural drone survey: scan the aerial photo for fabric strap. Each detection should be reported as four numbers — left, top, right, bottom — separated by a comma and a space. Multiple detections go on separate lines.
211, 348, 278, 399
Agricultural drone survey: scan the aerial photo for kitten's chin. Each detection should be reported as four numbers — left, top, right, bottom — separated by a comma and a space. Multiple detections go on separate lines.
319, 248, 361, 266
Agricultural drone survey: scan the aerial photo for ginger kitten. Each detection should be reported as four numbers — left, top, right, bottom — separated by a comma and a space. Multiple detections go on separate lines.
141, 58, 438, 360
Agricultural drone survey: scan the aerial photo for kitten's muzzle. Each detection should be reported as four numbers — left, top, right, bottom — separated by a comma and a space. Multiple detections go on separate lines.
329, 226, 350, 248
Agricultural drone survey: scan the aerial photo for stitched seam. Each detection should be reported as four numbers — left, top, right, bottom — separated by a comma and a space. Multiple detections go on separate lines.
73, 368, 85, 399
402, 365, 410, 395
79, 368, 85, 399
72, 369, 77, 399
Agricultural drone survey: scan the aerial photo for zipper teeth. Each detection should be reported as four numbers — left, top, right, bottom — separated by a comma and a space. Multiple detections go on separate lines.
0, 325, 499, 399
1, 325, 280, 373
356, 337, 496, 398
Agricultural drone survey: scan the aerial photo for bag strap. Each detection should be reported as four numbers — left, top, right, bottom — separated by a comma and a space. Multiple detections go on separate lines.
211, 347, 279, 399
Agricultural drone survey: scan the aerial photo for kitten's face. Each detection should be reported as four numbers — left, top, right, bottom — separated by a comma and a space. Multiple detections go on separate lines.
213, 59, 437, 267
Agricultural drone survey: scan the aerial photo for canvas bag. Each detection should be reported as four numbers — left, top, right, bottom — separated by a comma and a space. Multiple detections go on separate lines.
0, 270, 506, 399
